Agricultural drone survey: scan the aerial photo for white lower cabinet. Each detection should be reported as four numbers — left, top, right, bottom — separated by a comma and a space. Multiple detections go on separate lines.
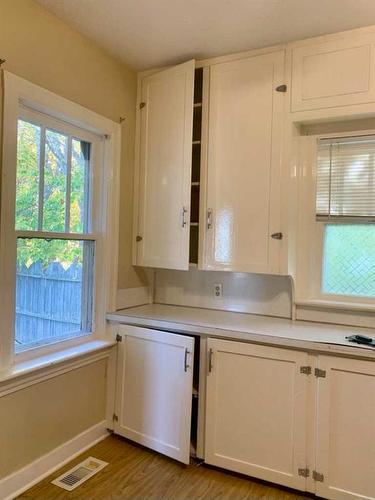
113, 328, 375, 499
114, 325, 194, 464
204, 338, 309, 490
315, 355, 375, 500
204, 338, 375, 500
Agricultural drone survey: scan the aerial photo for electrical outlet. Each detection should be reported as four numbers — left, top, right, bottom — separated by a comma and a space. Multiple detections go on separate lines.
214, 283, 223, 299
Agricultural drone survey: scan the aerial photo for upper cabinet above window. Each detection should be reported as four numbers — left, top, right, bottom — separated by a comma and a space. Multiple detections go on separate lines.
291, 34, 375, 112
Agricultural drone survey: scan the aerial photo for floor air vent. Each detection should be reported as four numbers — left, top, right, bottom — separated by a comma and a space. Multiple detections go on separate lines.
52, 457, 108, 491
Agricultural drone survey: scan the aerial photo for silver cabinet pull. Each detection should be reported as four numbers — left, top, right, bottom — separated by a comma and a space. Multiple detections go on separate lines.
208, 348, 213, 373
207, 208, 213, 229
182, 206, 188, 227
184, 348, 190, 372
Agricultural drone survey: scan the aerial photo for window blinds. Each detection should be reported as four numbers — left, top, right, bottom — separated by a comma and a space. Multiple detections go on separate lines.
316, 135, 375, 221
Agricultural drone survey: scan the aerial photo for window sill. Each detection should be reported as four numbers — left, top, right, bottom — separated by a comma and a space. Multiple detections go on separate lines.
295, 299, 375, 313
0, 339, 116, 396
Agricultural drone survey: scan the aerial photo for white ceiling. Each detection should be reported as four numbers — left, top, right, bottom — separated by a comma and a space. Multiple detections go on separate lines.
36, 0, 375, 70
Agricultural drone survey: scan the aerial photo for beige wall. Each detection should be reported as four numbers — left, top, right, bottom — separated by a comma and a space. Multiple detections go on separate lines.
0, 0, 147, 289
0, 360, 107, 479
0, 0, 148, 482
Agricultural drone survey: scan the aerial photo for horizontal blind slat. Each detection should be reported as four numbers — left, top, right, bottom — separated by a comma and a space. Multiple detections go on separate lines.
316, 136, 375, 220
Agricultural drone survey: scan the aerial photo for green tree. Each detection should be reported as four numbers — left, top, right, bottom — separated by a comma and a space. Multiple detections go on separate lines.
16, 120, 88, 269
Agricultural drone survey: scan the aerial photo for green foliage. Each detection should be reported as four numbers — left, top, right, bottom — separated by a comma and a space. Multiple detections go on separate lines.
16, 120, 89, 268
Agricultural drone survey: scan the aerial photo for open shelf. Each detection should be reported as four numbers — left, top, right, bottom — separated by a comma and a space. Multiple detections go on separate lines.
193, 106, 202, 142
194, 68, 203, 104
189, 67, 204, 267
190, 335, 200, 457
189, 224, 199, 264
191, 143, 201, 183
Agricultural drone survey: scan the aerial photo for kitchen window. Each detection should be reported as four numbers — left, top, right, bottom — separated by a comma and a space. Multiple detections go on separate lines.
316, 136, 375, 300
14, 112, 98, 351
295, 131, 375, 323
0, 72, 120, 367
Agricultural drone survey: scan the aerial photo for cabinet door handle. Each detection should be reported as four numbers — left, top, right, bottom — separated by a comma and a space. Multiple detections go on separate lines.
182, 206, 188, 227
207, 208, 213, 229
184, 348, 190, 372
208, 348, 213, 373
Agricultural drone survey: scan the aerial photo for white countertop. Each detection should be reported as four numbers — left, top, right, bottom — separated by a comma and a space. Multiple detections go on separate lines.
107, 304, 375, 360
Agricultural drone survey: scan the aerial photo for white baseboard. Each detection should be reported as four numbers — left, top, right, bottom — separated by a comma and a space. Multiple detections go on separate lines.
0, 420, 109, 500
116, 286, 151, 310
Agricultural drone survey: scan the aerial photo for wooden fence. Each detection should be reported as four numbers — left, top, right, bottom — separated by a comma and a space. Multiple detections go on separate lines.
15, 261, 82, 346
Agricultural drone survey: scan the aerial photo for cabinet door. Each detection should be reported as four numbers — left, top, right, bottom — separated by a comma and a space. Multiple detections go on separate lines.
291, 35, 375, 111
205, 338, 308, 490
115, 325, 194, 464
315, 356, 375, 500
203, 52, 285, 273
135, 60, 194, 270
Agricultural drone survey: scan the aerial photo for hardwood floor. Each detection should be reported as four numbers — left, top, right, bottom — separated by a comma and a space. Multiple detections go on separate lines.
20, 435, 313, 499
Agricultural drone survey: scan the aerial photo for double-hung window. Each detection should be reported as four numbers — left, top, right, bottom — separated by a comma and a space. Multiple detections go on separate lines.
296, 131, 375, 319
14, 108, 99, 351
316, 136, 375, 300
0, 72, 119, 366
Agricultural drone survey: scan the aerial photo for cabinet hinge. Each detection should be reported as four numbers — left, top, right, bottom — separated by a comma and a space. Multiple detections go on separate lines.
271, 232, 283, 240
275, 84, 287, 93
315, 368, 326, 378
113, 413, 119, 422
116, 334, 123, 342
300, 366, 312, 375
139, 102, 146, 109
298, 468, 310, 478
313, 471, 324, 482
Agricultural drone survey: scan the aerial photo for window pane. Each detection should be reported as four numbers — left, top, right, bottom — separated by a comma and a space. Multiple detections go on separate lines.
70, 139, 90, 233
322, 224, 375, 297
15, 238, 94, 350
316, 137, 375, 220
43, 129, 68, 232
15, 120, 40, 230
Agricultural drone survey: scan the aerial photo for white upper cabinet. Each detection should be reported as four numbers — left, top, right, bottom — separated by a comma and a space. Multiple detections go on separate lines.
315, 355, 375, 500
203, 52, 285, 273
134, 60, 195, 270
291, 34, 375, 112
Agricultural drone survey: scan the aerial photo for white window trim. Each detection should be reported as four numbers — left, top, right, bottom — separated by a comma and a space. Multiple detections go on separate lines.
0, 71, 121, 370
295, 130, 375, 320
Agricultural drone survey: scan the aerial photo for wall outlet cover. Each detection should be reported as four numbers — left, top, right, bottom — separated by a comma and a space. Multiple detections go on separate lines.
214, 283, 223, 299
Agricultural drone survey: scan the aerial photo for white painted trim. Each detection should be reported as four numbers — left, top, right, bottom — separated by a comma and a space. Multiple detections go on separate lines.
296, 305, 375, 329
0, 71, 121, 370
116, 287, 151, 310
0, 421, 109, 500
0, 341, 114, 397
295, 299, 375, 313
